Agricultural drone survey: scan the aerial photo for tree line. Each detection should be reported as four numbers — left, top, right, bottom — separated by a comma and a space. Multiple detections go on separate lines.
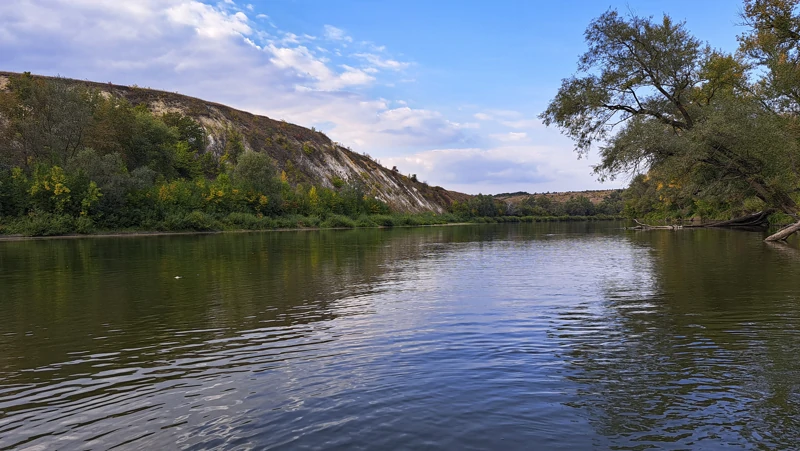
541, 0, 800, 240
0, 73, 397, 235
450, 192, 623, 219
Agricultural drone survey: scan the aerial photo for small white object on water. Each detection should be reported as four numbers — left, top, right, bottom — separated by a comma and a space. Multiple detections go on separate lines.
175, 276, 182, 279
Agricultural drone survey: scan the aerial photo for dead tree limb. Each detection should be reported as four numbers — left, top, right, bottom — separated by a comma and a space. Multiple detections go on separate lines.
765, 219, 800, 242
704, 210, 771, 228
632, 219, 682, 229
632, 211, 772, 232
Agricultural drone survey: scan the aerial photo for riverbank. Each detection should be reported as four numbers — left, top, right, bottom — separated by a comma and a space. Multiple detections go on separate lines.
0, 213, 625, 241
0, 223, 478, 242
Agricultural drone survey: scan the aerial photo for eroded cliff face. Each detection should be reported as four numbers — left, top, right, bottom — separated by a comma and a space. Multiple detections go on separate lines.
0, 72, 469, 213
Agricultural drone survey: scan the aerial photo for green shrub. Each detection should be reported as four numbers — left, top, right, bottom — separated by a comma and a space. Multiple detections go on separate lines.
371, 215, 395, 227
273, 215, 320, 228
768, 212, 796, 225
399, 215, 422, 226
75, 216, 95, 234
321, 214, 355, 228
224, 212, 275, 230
274, 216, 296, 228
295, 215, 321, 228
355, 215, 377, 227
160, 211, 221, 231
187, 211, 221, 231
7, 212, 76, 236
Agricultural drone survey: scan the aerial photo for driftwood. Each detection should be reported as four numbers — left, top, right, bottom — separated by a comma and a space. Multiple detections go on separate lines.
700, 210, 772, 229
765, 219, 800, 242
631, 219, 683, 229
631, 210, 800, 242
631, 211, 772, 232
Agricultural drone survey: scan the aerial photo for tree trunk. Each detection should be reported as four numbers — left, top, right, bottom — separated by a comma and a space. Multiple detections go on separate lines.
700, 210, 772, 228
765, 220, 800, 241
746, 177, 798, 216
744, 180, 800, 241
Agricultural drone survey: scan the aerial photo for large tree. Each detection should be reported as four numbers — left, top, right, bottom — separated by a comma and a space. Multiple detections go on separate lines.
540, 9, 800, 231
0, 73, 98, 167
737, 0, 800, 239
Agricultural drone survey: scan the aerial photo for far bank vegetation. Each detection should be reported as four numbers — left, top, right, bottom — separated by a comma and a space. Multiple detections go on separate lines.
0, 73, 621, 237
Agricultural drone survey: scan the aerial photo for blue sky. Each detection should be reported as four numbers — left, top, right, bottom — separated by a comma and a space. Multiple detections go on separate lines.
0, 0, 743, 193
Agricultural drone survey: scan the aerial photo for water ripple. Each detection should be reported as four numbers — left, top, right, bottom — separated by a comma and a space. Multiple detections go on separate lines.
1, 225, 799, 449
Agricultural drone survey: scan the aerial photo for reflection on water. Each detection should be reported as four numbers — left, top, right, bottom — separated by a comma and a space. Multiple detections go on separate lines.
0, 223, 799, 449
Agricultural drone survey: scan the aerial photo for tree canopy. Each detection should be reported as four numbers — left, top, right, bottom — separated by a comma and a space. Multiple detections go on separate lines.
541, 2, 800, 223
0, 73, 396, 235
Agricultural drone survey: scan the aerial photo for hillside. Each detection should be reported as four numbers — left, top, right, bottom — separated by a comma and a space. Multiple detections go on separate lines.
0, 71, 468, 213
495, 190, 621, 205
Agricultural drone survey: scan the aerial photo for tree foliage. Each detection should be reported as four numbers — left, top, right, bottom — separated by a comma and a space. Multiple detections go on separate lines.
541, 5, 800, 218
740, 0, 800, 113
0, 74, 393, 235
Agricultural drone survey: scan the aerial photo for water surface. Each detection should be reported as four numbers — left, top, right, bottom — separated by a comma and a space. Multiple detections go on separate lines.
1, 223, 799, 449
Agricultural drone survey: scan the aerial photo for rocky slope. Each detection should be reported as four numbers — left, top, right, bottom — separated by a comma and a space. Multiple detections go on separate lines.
0, 72, 469, 213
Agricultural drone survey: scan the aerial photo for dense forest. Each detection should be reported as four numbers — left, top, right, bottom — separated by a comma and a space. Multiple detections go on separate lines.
542, 0, 800, 240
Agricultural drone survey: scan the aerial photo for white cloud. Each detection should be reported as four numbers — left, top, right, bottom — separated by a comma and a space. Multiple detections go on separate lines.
473, 111, 542, 130
336, 65, 376, 89
166, 2, 251, 38
490, 132, 527, 142
487, 109, 522, 118
352, 53, 411, 71
280, 32, 300, 44
266, 44, 329, 79
363, 43, 386, 52
458, 122, 481, 129
323, 24, 352, 42
499, 119, 543, 129
266, 44, 374, 90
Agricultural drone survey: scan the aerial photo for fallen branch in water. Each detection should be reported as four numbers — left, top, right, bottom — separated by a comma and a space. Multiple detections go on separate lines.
631, 219, 682, 229
696, 210, 772, 229
630, 210, 800, 242
632, 211, 773, 231
765, 219, 800, 242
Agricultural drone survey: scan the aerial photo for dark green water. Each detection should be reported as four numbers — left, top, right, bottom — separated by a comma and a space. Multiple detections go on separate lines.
1, 223, 799, 450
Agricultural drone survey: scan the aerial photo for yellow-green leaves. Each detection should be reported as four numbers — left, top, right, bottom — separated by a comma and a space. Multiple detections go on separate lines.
30, 166, 71, 213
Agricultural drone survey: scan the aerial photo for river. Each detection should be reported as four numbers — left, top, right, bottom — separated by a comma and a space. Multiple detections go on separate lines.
1, 223, 798, 449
